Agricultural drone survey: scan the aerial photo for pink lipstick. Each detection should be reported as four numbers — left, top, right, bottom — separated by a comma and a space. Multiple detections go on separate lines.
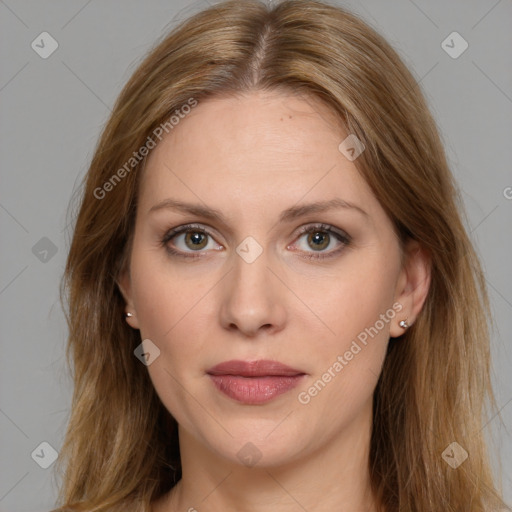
207, 360, 306, 405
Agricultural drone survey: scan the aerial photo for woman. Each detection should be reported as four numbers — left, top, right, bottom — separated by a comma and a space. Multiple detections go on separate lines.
54, 0, 510, 510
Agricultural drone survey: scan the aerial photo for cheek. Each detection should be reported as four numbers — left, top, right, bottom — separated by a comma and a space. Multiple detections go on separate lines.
130, 245, 212, 340
296, 253, 398, 405
297, 297, 392, 432
130, 252, 216, 426
305, 253, 397, 342
129, 247, 220, 394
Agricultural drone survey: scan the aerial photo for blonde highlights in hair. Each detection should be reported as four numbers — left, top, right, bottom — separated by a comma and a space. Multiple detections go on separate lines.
55, 1, 509, 510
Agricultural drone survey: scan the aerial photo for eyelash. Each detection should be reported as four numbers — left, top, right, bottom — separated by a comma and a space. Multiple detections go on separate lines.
160, 223, 351, 261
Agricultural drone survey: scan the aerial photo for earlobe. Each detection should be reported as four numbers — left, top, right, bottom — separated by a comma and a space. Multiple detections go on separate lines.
124, 310, 139, 329
390, 240, 431, 338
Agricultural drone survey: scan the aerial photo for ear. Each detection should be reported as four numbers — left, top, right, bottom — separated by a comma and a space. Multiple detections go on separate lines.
389, 239, 431, 338
116, 266, 140, 330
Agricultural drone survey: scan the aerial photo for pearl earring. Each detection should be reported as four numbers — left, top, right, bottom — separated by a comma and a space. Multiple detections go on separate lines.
125, 312, 133, 318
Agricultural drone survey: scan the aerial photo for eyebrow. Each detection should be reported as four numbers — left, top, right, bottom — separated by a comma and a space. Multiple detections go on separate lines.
149, 197, 368, 223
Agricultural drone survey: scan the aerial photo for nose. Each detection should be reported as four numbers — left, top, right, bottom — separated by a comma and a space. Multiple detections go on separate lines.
219, 245, 287, 338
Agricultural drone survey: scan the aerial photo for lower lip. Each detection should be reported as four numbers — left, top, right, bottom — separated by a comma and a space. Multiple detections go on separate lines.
208, 374, 305, 404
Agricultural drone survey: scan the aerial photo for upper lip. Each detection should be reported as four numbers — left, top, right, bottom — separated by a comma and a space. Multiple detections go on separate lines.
207, 360, 305, 377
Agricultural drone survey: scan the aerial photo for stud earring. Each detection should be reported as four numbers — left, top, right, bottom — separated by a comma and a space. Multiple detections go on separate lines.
125, 312, 133, 318
399, 319, 409, 329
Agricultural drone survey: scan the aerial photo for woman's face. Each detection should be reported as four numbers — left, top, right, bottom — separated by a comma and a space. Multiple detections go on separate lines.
119, 90, 423, 468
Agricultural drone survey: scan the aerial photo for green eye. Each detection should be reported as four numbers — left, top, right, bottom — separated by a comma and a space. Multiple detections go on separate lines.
292, 223, 351, 260
162, 224, 220, 258
183, 230, 209, 250
306, 231, 331, 251
162, 222, 351, 261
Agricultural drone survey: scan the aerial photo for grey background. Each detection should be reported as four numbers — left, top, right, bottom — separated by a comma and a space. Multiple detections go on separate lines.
0, 0, 511, 510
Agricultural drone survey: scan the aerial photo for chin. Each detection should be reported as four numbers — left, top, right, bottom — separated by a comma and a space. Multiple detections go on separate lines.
199, 420, 315, 469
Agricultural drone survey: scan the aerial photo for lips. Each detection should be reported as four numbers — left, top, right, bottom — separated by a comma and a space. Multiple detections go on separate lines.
207, 359, 305, 377
207, 360, 306, 404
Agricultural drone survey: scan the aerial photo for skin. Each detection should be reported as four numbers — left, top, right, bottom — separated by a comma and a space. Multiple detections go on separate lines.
118, 90, 431, 512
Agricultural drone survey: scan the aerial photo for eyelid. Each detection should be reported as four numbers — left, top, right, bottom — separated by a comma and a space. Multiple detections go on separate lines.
161, 223, 224, 256
162, 223, 215, 241
288, 223, 351, 260
161, 222, 351, 259
293, 223, 351, 243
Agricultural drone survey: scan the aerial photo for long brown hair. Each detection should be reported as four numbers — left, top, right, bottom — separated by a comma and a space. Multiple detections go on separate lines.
54, 1, 510, 510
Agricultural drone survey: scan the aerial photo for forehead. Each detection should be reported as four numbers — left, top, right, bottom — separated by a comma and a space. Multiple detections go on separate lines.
138, 91, 377, 219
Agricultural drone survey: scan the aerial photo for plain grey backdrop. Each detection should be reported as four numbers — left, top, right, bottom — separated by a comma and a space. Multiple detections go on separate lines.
0, 0, 511, 510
